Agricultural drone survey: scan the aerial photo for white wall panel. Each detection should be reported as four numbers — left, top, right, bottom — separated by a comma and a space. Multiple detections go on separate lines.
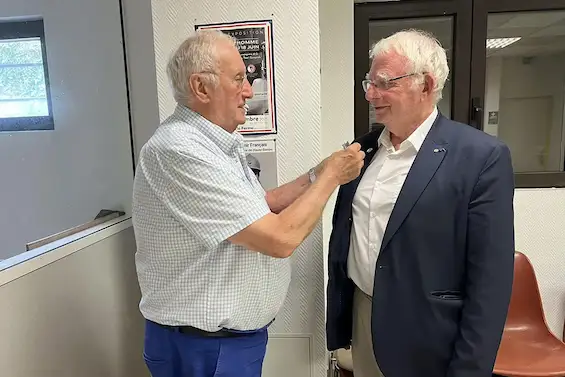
514, 189, 565, 337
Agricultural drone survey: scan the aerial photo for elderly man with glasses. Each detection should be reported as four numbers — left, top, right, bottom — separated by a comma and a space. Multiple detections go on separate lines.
326, 29, 515, 377
132, 30, 365, 377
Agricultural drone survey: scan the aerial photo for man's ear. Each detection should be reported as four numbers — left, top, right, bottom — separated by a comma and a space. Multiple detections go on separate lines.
423, 74, 435, 96
189, 74, 211, 103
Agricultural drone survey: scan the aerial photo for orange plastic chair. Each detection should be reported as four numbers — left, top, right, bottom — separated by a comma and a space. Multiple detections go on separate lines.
493, 251, 565, 377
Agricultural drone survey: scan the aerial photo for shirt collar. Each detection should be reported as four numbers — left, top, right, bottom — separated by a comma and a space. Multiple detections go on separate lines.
172, 104, 244, 155
378, 106, 438, 153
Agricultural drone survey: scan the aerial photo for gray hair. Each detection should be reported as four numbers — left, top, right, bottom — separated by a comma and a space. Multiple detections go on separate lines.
370, 29, 449, 103
166, 30, 237, 104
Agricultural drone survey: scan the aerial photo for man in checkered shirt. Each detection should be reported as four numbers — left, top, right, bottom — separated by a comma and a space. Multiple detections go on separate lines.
132, 30, 365, 377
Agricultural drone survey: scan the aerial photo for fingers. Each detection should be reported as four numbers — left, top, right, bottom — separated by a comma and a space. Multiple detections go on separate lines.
346, 142, 361, 152
346, 143, 365, 162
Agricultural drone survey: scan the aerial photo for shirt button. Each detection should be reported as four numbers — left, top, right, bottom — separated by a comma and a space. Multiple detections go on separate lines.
370, 212, 376, 218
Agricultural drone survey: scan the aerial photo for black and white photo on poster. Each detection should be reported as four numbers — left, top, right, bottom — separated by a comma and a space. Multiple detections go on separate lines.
195, 20, 277, 135
243, 138, 278, 191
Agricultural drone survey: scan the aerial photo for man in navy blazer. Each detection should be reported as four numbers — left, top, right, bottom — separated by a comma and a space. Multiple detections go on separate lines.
326, 29, 515, 377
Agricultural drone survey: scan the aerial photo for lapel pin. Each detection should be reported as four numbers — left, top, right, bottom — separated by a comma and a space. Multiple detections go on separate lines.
367, 148, 374, 153
433, 147, 446, 153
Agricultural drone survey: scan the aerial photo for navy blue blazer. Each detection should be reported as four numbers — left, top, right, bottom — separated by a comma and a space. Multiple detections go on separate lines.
326, 114, 515, 377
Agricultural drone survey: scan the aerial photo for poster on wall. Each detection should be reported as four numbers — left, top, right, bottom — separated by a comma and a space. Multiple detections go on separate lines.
195, 20, 277, 135
243, 138, 278, 191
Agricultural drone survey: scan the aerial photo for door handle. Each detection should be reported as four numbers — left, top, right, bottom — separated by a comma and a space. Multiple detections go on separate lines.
470, 97, 483, 128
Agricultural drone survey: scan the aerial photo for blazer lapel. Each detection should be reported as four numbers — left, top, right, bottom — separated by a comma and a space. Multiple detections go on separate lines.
380, 117, 448, 252
339, 127, 383, 206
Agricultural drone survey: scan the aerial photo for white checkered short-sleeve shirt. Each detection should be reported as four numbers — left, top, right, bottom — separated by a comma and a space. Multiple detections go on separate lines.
132, 105, 291, 332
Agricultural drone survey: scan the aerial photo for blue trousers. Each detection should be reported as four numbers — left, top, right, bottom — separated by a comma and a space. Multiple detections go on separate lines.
143, 320, 268, 377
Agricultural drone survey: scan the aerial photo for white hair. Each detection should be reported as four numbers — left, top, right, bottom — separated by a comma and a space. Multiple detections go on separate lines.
166, 30, 237, 104
370, 29, 449, 102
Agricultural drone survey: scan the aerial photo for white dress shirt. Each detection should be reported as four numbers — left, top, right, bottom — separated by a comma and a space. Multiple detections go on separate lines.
347, 107, 438, 296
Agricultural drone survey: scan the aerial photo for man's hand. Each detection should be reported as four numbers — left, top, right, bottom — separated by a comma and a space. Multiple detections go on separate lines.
320, 143, 365, 185
229, 143, 365, 258
265, 143, 365, 213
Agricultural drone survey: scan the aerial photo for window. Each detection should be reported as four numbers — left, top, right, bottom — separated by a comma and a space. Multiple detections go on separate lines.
0, 0, 134, 267
476, 7, 565, 187
354, 0, 565, 187
0, 19, 53, 131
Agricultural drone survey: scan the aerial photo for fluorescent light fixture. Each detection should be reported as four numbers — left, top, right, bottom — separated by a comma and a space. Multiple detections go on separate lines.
486, 37, 521, 49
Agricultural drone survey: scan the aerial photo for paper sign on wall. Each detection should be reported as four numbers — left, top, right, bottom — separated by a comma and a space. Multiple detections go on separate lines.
243, 138, 278, 191
195, 20, 277, 135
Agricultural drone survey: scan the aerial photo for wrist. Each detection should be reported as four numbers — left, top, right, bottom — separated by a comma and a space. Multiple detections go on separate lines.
317, 166, 340, 188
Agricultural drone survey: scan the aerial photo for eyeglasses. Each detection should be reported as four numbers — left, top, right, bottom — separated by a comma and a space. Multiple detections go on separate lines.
199, 71, 248, 90
362, 72, 418, 92
233, 74, 248, 90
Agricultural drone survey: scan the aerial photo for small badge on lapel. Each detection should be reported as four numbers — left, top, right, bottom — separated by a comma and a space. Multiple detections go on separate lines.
367, 148, 374, 153
433, 147, 446, 153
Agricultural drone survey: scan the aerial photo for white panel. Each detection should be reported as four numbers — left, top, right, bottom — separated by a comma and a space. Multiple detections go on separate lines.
319, 0, 355, 315
263, 336, 312, 377
150, 0, 327, 375
514, 189, 565, 338
121, 0, 161, 161
0, 227, 149, 377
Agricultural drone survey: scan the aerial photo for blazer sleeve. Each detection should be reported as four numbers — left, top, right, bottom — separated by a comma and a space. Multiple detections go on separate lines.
446, 142, 515, 377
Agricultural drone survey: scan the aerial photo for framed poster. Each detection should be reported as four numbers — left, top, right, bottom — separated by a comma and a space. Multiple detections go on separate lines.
195, 20, 277, 135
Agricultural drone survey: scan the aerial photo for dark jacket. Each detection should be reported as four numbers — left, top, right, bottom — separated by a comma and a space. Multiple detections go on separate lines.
326, 114, 515, 377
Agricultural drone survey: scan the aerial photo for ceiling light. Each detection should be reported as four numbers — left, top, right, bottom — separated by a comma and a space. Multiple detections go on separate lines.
486, 37, 521, 49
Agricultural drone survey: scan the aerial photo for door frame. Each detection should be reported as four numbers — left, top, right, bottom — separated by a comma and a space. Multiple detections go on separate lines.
470, 0, 565, 187
353, 0, 473, 138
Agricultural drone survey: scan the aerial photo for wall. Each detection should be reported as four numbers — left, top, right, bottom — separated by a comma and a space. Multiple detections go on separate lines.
0, 0, 134, 260
499, 54, 565, 172
484, 54, 565, 172
319, 0, 355, 301
0, 225, 149, 377
514, 189, 565, 336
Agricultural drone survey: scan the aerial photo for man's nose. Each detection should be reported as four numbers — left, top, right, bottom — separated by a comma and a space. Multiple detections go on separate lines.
242, 79, 253, 98
365, 84, 381, 101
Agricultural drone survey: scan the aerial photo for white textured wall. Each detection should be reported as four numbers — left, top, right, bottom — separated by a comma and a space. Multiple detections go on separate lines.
514, 189, 565, 337
150, 1, 327, 376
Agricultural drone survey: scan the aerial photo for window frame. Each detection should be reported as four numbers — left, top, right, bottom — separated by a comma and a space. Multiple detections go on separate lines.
0, 19, 54, 132
354, 0, 565, 188
471, 0, 565, 188
353, 0, 473, 140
